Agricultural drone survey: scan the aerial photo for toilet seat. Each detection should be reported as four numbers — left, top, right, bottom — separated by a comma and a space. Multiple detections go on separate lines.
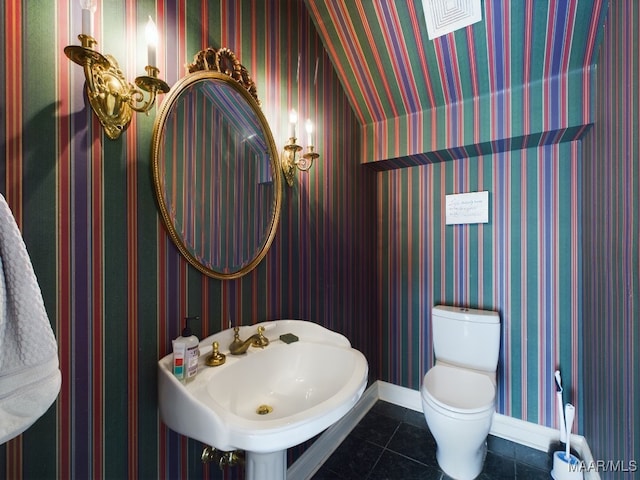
423, 364, 495, 414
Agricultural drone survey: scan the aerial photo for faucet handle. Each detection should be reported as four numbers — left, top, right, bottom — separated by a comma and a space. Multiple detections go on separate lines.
206, 341, 226, 367
252, 325, 269, 348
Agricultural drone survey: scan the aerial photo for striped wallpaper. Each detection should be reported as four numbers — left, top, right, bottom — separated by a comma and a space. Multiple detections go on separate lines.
583, 0, 640, 473
1, 0, 637, 478
377, 143, 583, 428
0, 1, 375, 479
307, 0, 607, 165
309, 0, 637, 469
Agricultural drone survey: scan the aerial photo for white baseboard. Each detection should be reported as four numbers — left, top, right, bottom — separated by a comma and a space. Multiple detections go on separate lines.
286, 383, 378, 480
376, 379, 422, 411
287, 380, 599, 480
377, 380, 558, 451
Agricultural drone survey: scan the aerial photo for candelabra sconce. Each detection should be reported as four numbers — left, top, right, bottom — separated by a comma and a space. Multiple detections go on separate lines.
281, 111, 320, 186
281, 139, 320, 187
64, 16, 170, 139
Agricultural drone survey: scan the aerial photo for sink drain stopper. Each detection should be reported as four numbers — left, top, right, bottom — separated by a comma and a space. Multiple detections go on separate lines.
256, 404, 273, 415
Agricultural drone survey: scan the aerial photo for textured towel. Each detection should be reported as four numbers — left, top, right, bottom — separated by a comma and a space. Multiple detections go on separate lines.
0, 194, 61, 444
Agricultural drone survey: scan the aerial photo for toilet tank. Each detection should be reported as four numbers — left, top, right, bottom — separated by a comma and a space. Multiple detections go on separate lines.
432, 305, 501, 372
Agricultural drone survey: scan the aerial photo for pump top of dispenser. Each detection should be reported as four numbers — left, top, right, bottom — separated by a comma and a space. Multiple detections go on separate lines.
182, 316, 199, 337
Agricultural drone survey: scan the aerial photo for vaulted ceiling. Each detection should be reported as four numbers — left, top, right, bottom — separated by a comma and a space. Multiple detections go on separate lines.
306, 0, 609, 166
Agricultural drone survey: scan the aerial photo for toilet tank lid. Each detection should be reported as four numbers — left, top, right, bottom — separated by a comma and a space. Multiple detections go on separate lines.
432, 305, 499, 324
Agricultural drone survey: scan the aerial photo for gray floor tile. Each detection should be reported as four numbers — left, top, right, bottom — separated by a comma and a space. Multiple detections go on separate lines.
370, 450, 442, 480
313, 401, 551, 480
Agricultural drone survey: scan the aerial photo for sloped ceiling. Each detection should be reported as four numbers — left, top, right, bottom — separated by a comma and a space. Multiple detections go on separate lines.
306, 0, 608, 166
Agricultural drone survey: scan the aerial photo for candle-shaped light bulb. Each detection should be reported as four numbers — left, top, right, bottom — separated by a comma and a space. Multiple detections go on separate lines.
145, 16, 158, 67
289, 109, 297, 139
305, 119, 314, 146
80, 0, 97, 37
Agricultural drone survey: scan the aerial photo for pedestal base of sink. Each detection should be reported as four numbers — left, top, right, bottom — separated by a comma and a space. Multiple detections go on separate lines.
246, 450, 287, 480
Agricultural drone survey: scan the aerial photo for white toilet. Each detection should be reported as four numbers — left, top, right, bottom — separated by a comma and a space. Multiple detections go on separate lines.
421, 305, 501, 480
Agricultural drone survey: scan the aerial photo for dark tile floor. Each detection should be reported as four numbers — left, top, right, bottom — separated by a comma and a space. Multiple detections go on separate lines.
312, 401, 552, 479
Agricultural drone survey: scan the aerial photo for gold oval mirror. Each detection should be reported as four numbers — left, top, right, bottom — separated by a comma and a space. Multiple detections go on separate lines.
151, 48, 282, 279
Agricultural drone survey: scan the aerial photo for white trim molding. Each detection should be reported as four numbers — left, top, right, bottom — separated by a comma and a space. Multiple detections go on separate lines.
286, 383, 378, 480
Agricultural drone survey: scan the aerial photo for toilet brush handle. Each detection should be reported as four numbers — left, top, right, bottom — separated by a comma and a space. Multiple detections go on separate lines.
556, 391, 566, 442
564, 403, 575, 459
554, 370, 566, 443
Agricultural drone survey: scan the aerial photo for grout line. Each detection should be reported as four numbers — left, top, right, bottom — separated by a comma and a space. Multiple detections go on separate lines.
363, 445, 385, 480
383, 423, 402, 449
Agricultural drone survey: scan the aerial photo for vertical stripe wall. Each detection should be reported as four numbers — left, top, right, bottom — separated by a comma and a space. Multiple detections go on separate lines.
2, 1, 638, 478
368, 1, 594, 433
583, 0, 640, 472
307, 0, 608, 167
0, 1, 376, 479
377, 143, 583, 429
372, 0, 639, 471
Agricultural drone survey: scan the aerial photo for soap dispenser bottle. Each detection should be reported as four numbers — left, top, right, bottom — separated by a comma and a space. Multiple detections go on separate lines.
173, 316, 200, 383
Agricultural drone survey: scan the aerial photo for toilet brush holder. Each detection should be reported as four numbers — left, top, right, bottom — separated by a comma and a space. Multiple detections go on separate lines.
551, 451, 583, 480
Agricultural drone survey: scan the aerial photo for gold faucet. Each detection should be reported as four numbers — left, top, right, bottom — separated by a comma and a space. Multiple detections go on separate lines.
205, 341, 226, 367
228, 326, 269, 355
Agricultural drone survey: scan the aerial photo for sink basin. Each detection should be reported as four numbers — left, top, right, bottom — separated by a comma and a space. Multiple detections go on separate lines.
158, 320, 368, 456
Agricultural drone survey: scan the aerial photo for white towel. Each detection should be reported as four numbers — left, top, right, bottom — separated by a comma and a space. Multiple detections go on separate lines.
0, 194, 61, 444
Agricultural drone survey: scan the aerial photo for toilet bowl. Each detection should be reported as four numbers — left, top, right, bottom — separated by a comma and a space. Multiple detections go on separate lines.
421, 305, 501, 480
421, 363, 496, 480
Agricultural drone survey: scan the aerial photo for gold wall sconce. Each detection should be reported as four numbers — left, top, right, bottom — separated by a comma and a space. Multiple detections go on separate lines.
64, 0, 170, 140
281, 109, 320, 186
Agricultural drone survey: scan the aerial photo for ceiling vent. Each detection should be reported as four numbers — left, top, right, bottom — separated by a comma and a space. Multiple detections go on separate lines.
422, 0, 482, 40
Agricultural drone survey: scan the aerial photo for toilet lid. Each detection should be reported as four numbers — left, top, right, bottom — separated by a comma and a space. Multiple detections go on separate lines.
423, 364, 495, 413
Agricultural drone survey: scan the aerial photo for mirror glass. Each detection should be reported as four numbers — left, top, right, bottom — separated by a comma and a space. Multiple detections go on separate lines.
151, 61, 281, 279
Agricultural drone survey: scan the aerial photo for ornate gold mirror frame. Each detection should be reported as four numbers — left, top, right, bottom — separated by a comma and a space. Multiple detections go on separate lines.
151, 47, 282, 279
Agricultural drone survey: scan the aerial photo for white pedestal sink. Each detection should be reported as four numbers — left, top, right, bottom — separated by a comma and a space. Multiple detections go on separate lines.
158, 320, 368, 480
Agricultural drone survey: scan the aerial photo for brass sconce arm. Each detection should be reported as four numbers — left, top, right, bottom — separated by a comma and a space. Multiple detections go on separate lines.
64, 34, 170, 139
281, 136, 320, 187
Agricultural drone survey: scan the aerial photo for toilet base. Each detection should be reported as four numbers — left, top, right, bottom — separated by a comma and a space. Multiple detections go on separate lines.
436, 440, 487, 480
421, 390, 494, 480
